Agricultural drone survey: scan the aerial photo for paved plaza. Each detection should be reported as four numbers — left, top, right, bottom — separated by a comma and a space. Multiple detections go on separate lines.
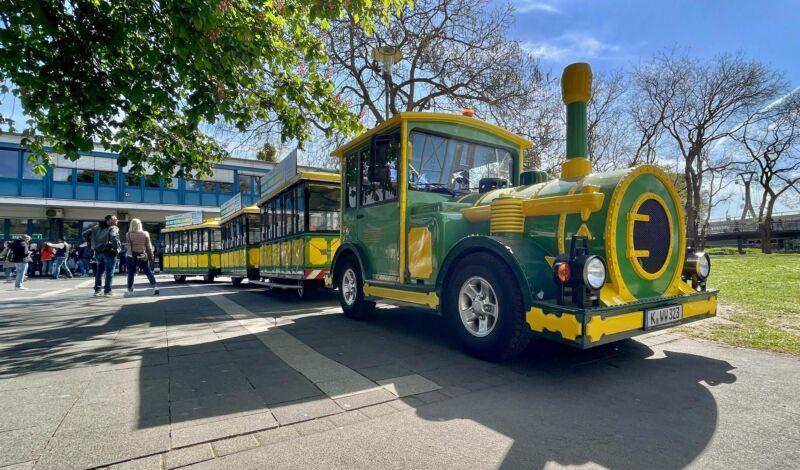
1, 276, 798, 469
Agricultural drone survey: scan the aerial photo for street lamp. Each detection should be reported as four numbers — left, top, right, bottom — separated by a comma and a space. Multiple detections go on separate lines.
372, 46, 403, 119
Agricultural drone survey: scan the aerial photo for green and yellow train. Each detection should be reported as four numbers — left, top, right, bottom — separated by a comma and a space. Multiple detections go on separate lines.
326, 62, 717, 360
219, 197, 262, 286
253, 155, 341, 298
161, 213, 222, 283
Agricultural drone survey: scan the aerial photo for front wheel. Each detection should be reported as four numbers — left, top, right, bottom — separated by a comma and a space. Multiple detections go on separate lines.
445, 252, 530, 361
337, 260, 374, 320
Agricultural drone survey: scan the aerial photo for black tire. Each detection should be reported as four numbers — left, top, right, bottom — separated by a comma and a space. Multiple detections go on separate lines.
444, 252, 530, 361
232, 277, 243, 286
174, 275, 187, 283
297, 281, 321, 300
337, 259, 375, 320
203, 275, 215, 283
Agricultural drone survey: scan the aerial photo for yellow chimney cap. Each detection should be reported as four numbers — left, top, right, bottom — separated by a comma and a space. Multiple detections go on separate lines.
561, 63, 593, 105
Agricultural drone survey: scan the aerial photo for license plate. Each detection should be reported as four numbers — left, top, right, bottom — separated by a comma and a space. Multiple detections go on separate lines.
644, 305, 683, 330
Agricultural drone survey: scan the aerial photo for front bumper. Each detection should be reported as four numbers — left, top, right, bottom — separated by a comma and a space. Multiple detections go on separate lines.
525, 289, 718, 348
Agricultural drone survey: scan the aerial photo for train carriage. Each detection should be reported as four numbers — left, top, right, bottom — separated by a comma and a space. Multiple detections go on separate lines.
161, 212, 222, 283
253, 151, 341, 298
219, 193, 262, 285
327, 62, 718, 361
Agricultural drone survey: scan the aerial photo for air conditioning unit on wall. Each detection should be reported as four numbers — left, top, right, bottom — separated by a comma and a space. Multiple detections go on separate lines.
117, 212, 130, 222
45, 208, 64, 218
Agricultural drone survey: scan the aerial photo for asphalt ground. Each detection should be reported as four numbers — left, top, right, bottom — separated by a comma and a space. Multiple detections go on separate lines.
0, 275, 797, 469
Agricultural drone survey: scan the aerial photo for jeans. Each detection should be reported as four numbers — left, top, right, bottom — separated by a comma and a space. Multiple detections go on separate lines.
41, 260, 52, 277
94, 252, 117, 294
4, 267, 14, 280
14, 262, 28, 288
126, 256, 157, 290
51, 257, 72, 278
79, 258, 91, 276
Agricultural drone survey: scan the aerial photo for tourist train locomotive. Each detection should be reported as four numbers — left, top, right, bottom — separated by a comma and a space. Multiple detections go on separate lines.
326, 62, 717, 360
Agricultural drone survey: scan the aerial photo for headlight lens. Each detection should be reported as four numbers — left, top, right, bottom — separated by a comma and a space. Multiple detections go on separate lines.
696, 252, 710, 279
584, 256, 606, 290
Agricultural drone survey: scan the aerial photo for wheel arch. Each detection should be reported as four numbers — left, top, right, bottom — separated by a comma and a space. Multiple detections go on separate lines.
436, 235, 534, 308
330, 242, 368, 282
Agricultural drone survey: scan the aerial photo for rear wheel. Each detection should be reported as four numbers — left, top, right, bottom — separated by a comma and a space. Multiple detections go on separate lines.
337, 259, 374, 320
232, 277, 243, 286
445, 252, 530, 361
203, 275, 215, 283
173, 275, 187, 283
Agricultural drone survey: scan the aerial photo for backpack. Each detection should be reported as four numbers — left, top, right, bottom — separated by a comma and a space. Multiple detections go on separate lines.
10, 240, 28, 262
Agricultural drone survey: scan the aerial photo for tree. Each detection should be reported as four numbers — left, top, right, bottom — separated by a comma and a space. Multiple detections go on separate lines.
633, 51, 784, 248
0, 0, 408, 178
586, 71, 635, 171
323, 0, 543, 124
256, 143, 278, 163
733, 91, 800, 253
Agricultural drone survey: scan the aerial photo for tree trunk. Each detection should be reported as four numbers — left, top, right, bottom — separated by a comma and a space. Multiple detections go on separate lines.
761, 197, 777, 254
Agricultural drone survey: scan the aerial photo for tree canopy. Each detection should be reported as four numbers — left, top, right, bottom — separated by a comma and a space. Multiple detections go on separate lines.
0, 0, 407, 178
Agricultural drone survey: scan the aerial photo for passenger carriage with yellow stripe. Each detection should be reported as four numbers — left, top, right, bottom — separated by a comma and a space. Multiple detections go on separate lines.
252, 150, 341, 299
161, 211, 222, 283
219, 193, 262, 286
327, 62, 718, 361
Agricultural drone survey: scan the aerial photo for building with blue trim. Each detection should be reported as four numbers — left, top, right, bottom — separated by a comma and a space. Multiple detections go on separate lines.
0, 134, 274, 243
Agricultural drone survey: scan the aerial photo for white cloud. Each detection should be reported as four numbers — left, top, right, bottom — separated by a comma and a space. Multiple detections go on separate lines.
521, 33, 622, 62
515, 1, 561, 14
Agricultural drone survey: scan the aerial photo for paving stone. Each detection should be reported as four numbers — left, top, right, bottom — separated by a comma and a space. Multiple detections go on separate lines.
210, 435, 259, 457
170, 411, 278, 448
0, 461, 35, 470
440, 386, 471, 398
413, 389, 449, 404
109, 454, 164, 470
315, 375, 378, 398
170, 390, 271, 430
0, 424, 56, 468
327, 410, 368, 428
269, 397, 343, 425
359, 403, 397, 419
253, 426, 301, 446
333, 388, 397, 410
357, 363, 415, 382
377, 374, 442, 397
481, 375, 508, 386
35, 419, 171, 470
293, 418, 336, 436
164, 444, 214, 469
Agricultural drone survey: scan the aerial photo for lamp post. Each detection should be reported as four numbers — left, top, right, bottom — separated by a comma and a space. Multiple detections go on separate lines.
372, 46, 403, 119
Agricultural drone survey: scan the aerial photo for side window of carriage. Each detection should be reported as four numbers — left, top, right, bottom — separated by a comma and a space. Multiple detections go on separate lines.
361, 132, 400, 206
344, 149, 361, 210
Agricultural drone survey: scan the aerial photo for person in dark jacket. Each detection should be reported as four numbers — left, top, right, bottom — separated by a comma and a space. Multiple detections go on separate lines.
83, 215, 120, 297
77, 240, 93, 277
9, 234, 32, 289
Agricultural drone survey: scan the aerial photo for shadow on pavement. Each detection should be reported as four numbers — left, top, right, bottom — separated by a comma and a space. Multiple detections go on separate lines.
0, 281, 737, 469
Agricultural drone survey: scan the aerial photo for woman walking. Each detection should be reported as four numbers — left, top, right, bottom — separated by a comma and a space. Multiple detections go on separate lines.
125, 218, 159, 297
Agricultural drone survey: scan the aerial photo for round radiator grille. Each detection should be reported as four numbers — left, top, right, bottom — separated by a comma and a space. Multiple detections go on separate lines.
633, 199, 671, 274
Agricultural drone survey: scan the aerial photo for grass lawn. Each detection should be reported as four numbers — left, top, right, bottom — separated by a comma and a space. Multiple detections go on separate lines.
684, 252, 800, 355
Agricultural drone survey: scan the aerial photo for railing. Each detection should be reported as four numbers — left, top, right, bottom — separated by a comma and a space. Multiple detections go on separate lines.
705, 212, 800, 235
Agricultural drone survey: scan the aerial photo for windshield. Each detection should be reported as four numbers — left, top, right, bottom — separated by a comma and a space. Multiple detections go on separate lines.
408, 131, 514, 195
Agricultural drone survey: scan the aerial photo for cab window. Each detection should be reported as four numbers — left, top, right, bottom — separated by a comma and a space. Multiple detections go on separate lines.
361, 133, 399, 206
408, 131, 514, 195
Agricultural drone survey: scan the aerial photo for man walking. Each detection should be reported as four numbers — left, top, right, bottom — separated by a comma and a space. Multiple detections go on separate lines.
77, 239, 92, 277
83, 215, 120, 297
46, 237, 73, 279
9, 234, 32, 290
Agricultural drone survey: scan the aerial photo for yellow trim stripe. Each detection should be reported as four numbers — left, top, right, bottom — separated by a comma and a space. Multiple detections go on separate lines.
526, 307, 583, 341
363, 284, 439, 309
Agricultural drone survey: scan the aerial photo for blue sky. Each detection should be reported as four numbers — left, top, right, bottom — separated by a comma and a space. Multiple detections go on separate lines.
505, 0, 800, 217
504, 0, 800, 85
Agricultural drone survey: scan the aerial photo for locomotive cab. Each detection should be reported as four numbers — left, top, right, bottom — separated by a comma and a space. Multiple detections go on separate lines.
329, 63, 717, 361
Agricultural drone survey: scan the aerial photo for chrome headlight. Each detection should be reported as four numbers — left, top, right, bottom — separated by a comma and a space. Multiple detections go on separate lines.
697, 253, 710, 279
684, 251, 711, 280
584, 256, 607, 290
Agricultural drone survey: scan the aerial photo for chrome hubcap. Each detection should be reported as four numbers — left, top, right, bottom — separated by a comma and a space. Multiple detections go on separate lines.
458, 276, 499, 337
342, 269, 357, 306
